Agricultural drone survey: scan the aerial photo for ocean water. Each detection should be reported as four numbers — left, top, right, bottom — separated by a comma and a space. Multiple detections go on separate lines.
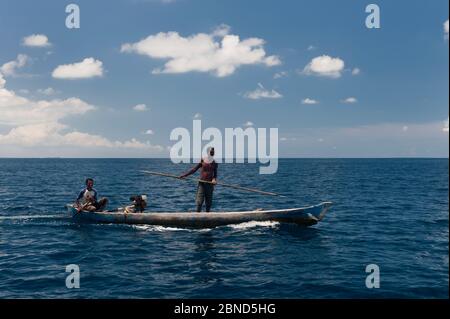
0, 158, 448, 299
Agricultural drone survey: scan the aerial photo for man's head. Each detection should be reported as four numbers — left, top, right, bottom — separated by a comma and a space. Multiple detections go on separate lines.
85, 178, 94, 190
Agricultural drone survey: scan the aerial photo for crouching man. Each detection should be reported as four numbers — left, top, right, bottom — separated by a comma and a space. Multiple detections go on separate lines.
124, 195, 148, 214
75, 178, 108, 212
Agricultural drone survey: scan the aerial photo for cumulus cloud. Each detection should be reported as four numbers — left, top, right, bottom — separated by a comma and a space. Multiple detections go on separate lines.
52, 58, 104, 79
37, 87, 58, 96
303, 55, 345, 78
444, 20, 449, 40
0, 73, 163, 153
302, 98, 319, 105
0, 124, 162, 150
193, 113, 202, 119
0, 94, 93, 127
133, 103, 149, 111
0, 73, 6, 88
0, 54, 29, 77
341, 97, 358, 104
211, 24, 231, 37
121, 25, 281, 77
274, 71, 288, 79
280, 137, 297, 142
22, 34, 51, 47
352, 68, 361, 75
144, 129, 154, 135
243, 83, 282, 100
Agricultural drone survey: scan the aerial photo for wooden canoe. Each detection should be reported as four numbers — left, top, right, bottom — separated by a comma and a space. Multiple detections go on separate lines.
67, 202, 332, 228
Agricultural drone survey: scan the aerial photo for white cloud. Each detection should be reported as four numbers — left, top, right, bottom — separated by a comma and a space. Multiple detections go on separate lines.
0, 54, 29, 77
133, 103, 149, 111
0, 124, 162, 150
280, 137, 297, 142
302, 98, 319, 105
119, 138, 163, 150
22, 34, 51, 47
121, 25, 281, 77
144, 129, 154, 135
244, 83, 282, 100
243, 121, 254, 127
352, 68, 361, 75
274, 71, 288, 79
0, 73, 6, 88
341, 97, 358, 104
402, 126, 409, 132
444, 20, 449, 39
444, 117, 449, 133
193, 113, 202, 119
52, 58, 104, 79
0, 73, 163, 153
307, 45, 316, 51
211, 24, 231, 37
303, 55, 345, 78
37, 87, 58, 96
0, 94, 93, 127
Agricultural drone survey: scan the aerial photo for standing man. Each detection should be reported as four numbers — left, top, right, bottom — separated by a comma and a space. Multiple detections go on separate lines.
180, 147, 218, 212
75, 178, 109, 212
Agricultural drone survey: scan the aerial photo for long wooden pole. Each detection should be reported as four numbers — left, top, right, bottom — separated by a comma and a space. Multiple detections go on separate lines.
140, 170, 286, 197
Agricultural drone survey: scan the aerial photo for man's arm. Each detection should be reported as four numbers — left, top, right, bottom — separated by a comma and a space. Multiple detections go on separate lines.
76, 189, 84, 204
212, 162, 218, 184
180, 162, 202, 178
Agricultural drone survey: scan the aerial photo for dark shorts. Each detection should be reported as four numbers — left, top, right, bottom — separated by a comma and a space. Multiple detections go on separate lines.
94, 198, 108, 211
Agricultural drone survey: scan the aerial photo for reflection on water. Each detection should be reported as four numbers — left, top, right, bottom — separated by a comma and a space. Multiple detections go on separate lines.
192, 232, 218, 286
276, 223, 321, 241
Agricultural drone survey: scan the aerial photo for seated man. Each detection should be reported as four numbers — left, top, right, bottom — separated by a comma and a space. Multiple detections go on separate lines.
75, 178, 108, 212
124, 195, 147, 214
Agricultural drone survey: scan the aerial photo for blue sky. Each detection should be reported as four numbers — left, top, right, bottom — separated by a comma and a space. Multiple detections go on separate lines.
0, 0, 448, 157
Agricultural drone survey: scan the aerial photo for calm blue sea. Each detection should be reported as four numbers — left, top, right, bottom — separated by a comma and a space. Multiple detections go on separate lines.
0, 159, 448, 298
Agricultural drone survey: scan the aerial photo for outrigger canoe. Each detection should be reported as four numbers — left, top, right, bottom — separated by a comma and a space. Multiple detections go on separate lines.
67, 202, 332, 228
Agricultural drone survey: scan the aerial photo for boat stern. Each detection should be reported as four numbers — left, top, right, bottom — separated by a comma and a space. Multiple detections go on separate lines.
66, 204, 79, 218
